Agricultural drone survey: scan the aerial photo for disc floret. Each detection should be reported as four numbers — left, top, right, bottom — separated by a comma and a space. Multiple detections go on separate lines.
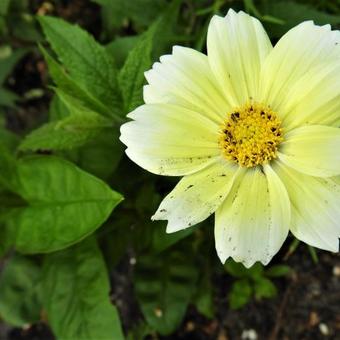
219, 102, 283, 167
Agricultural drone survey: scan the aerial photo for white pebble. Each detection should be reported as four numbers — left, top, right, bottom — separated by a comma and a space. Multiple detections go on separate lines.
319, 323, 329, 336
241, 329, 258, 340
332, 266, 340, 277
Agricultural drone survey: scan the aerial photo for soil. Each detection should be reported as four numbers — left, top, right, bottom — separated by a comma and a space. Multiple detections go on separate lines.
2, 243, 339, 340
0, 1, 339, 339
111, 244, 340, 340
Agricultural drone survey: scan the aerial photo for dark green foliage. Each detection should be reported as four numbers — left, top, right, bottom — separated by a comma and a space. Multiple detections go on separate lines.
42, 237, 124, 340
225, 260, 291, 309
135, 247, 198, 335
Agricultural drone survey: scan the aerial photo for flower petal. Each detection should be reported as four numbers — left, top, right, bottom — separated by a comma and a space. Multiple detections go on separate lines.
144, 46, 229, 124
278, 125, 340, 177
152, 159, 239, 232
259, 21, 340, 111
207, 9, 272, 106
120, 103, 221, 176
277, 61, 340, 130
215, 166, 290, 268
274, 162, 340, 252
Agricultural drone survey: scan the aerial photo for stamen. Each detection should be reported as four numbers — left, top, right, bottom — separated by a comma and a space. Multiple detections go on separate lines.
219, 102, 283, 167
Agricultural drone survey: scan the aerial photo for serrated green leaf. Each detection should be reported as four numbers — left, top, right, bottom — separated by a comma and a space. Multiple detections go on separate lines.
5, 156, 123, 253
40, 45, 120, 121
135, 249, 198, 335
19, 91, 113, 151
0, 255, 42, 326
19, 114, 111, 151
118, 25, 156, 112
42, 237, 124, 340
48, 94, 70, 121
229, 279, 252, 310
38, 16, 122, 118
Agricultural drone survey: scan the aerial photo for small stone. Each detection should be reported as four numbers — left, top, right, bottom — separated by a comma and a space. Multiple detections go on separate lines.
308, 311, 320, 327
129, 257, 136, 265
241, 329, 258, 340
319, 323, 330, 336
217, 329, 228, 340
332, 265, 340, 277
185, 321, 195, 332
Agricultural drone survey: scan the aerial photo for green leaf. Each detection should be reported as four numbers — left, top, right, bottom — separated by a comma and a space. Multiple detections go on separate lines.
0, 127, 19, 191
92, 0, 167, 32
247, 262, 264, 280
0, 0, 10, 16
229, 279, 252, 310
192, 270, 214, 319
67, 128, 123, 180
0, 255, 42, 326
135, 249, 198, 335
48, 94, 70, 121
263, 1, 340, 37
40, 45, 119, 121
0, 127, 20, 151
152, 0, 182, 58
10, 13, 42, 42
0, 87, 19, 107
126, 321, 153, 340
42, 237, 124, 340
0, 225, 13, 257
0, 143, 17, 192
265, 265, 291, 278
6, 155, 123, 253
224, 259, 249, 278
38, 16, 122, 118
118, 23, 156, 112
253, 277, 277, 299
19, 91, 113, 151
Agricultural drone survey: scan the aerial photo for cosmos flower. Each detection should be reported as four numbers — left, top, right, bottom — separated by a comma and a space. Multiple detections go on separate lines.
120, 9, 340, 267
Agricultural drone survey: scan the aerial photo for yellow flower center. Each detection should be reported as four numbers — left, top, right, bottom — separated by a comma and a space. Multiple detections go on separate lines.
219, 102, 283, 168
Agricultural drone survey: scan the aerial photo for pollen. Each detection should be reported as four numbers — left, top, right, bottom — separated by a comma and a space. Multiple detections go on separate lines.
219, 102, 283, 168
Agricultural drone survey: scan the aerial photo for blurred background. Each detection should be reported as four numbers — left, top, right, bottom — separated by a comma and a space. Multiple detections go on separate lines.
0, 0, 340, 339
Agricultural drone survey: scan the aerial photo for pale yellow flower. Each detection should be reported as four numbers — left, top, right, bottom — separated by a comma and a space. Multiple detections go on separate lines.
120, 9, 340, 267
